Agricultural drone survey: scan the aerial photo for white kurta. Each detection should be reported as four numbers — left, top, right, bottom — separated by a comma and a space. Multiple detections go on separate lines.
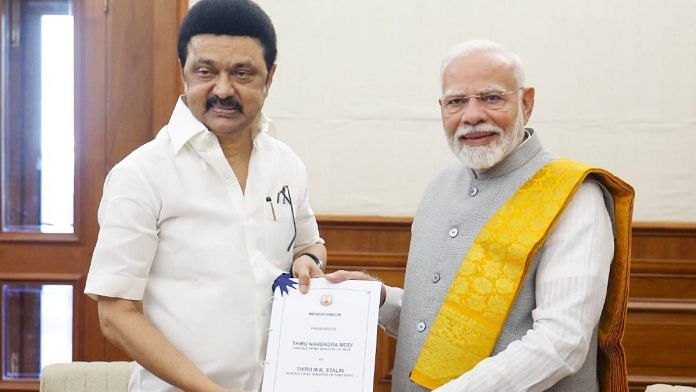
85, 98, 323, 392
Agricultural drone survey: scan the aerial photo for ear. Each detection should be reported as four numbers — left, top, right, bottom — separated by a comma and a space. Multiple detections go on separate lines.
521, 87, 535, 124
179, 58, 189, 93
264, 64, 277, 96
438, 97, 443, 110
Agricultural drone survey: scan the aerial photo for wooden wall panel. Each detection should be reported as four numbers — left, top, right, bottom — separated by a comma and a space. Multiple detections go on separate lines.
318, 216, 696, 391
105, 0, 186, 171
105, 0, 154, 170
77, 0, 109, 366
151, 0, 187, 135
319, 217, 411, 392
626, 223, 696, 391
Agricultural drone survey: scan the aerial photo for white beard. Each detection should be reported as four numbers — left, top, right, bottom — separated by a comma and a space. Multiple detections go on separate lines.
447, 107, 526, 171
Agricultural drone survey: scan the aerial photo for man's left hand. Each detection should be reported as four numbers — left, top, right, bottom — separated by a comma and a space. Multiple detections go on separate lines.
292, 255, 324, 294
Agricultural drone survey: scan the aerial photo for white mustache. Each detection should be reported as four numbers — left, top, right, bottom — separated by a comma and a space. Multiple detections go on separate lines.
454, 124, 503, 138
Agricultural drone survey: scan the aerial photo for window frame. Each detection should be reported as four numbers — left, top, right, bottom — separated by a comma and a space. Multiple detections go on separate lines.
0, 0, 79, 242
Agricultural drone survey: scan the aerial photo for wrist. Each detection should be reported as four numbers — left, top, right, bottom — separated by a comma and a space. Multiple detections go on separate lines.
297, 252, 323, 270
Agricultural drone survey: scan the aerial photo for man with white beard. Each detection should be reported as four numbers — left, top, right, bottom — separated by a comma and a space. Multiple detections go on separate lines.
327, 40, 634, 391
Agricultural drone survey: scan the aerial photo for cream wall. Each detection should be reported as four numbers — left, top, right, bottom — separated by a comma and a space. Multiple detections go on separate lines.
191, 0, 696, 221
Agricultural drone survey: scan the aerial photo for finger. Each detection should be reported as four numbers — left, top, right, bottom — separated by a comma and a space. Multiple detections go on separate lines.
297, 271, 310, 294
323, 269, 346, 282
291, 258, 310, 278
310, 264, 325, 278
325, 270, 371, 283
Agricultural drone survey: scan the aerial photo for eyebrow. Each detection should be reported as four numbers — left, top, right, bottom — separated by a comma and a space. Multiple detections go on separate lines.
478, 86, 507, 94
442, 89, 466, 98
442, 85, 508, 98
194, 58, 216, 67
194, 58, 256, 70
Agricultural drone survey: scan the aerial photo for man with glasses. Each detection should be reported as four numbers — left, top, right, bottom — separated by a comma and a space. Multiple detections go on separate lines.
328, 39, 633, 391
84, 1, 326, 391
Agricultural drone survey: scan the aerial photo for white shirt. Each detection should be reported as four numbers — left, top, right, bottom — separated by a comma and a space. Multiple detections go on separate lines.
379, 180, 614, 392
85, 98, 323, 392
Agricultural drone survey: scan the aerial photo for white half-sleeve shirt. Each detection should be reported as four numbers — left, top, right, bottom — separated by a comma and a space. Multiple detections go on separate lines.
85, 98, 324, 392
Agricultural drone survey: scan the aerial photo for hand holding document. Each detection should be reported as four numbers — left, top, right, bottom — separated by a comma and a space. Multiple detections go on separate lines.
262, 277, 381, 392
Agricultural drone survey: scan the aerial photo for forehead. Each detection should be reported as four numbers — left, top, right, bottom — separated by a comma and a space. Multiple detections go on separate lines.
441, 52, 518, 93
186, 34, 265, 67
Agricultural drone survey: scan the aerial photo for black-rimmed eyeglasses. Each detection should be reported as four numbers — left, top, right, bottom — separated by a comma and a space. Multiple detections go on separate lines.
441, 86, 524, 114
277, 185, 297, 252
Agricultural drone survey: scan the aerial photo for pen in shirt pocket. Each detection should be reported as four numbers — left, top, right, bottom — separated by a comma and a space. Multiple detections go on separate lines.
265, 197, 277, 221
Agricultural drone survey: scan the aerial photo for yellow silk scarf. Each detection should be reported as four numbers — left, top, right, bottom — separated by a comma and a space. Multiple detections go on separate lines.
410, 158, 634, 391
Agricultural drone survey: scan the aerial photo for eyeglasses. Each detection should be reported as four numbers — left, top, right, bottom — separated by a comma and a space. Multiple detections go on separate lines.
277, 185, 297, 252
441, 87, 524, 114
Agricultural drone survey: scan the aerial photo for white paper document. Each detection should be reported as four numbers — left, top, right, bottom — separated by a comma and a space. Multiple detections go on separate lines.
262, 277, 381, 392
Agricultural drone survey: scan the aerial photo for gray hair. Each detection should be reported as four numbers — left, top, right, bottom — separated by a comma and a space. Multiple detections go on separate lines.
440, 39, 526, 87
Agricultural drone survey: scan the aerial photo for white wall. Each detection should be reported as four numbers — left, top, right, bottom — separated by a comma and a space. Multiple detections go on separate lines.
193, 0, 696, 221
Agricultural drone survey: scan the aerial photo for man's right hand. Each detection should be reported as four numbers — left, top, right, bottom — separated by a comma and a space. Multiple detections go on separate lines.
325, 270, 386, 306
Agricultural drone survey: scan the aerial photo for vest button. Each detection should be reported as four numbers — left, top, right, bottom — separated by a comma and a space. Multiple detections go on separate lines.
448, 227, 458, 238
431, 272, 441, 283
469, 186, 479, 197
417, 321, 427, 332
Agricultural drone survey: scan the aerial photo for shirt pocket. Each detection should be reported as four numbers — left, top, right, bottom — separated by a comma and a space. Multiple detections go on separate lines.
263, 199, 294, 270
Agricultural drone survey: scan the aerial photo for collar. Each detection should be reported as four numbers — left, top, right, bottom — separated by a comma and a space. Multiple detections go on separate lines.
469, 128, 543, 180
167, 96, 273, 154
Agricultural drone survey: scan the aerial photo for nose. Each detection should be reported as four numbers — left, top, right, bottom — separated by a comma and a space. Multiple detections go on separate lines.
212, 75, 235, 98
457, 99, 488, 126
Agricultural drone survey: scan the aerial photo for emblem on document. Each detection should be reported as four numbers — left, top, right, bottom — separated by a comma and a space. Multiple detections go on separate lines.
320, 293, 333, 306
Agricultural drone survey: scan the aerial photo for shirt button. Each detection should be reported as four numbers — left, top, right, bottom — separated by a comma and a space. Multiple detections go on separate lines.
449, 227, 458, 238
417, 321, 427, 332
469, 186, 479, 197
431, 272, 441, 283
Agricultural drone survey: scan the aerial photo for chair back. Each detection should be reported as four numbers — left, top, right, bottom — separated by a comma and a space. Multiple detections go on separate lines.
40, 361, 132, 392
